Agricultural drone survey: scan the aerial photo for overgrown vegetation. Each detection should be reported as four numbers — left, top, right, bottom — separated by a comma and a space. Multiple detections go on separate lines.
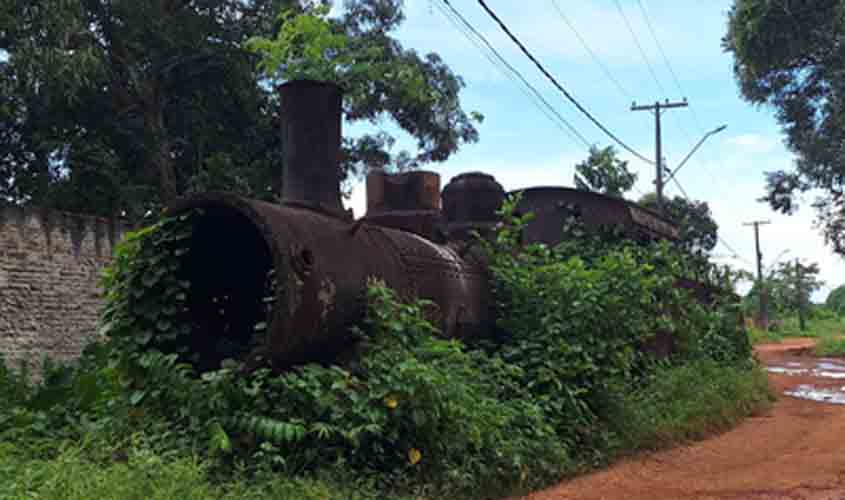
0, 196, 770, 498
746, 303, 845, 356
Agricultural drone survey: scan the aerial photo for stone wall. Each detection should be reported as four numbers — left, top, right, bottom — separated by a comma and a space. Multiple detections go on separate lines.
0, 206, 126, 372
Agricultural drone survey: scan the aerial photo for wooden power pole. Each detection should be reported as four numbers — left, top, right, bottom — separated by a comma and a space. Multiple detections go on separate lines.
631, 99, 688, 214
796, 258, 807, 331
744, 220, 771, 330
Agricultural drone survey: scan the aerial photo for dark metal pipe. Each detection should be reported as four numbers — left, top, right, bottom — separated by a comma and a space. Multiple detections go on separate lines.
278, 80, 344, 214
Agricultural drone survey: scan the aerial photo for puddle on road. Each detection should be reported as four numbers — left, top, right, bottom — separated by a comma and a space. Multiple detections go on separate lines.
768, 358, 845, 404
784, 384, 845, 405
767, 359, 845, 379
768, 366, 809, 376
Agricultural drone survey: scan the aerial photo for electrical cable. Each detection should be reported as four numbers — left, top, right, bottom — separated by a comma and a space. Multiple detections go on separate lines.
549, 0, 634, 103
612, 0, 667, 98
634, 0, 724, 187
433, 0, 592, 149
470, 0, 655, 166
635, 0, 686, 104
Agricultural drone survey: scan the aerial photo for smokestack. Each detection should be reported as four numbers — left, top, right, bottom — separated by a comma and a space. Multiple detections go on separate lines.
365, 170, 441, 215
278, 80, 343, 213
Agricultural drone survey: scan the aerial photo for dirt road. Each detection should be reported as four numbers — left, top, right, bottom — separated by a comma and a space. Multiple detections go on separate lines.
523, 339, 845, 500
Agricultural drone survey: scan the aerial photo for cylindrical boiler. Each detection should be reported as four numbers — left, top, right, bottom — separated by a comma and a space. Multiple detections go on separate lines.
167, 193, 491, 371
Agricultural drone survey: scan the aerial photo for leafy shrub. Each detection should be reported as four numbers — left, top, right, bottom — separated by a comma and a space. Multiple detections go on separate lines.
0, 193, 768, 499
827, 285, 845, 315
475, 194, 754, 454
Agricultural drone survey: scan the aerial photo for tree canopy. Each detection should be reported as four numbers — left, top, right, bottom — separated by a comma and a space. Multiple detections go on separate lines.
638, 193, 719, 258
572, 145, 637, 198
1, 0, 480, 222
826, 284, 845, 314
1, 0, 290, 221
723, 0, 845, 254
744, 259, 823, 319
247, 2, 481, 180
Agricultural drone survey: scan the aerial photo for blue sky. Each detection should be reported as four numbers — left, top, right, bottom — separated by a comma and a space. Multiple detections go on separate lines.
338, 0, 844, 301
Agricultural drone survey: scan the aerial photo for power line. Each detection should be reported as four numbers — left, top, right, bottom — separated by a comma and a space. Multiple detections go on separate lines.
613, 0, 700, 166
612, 0, 667, 98
632, 0, 731, 193
549, 0, 634, 103
433, 0, 591, 149
635, 0, 685, 105
472, 0, 655, 166
633, 0, 724, 185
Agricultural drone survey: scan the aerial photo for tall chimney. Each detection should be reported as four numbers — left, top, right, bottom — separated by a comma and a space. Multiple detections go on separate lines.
278, 80, 343, 213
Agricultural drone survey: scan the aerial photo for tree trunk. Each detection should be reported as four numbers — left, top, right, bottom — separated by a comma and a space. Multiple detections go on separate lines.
143, 84, 178, 204
154, 139, 178, 204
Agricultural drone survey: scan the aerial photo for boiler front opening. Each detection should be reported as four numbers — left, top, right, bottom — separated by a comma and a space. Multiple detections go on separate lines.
177, 206, 275, 373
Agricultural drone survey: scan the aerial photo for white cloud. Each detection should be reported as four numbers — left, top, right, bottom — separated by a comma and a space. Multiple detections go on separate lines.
725, 134, 778, 154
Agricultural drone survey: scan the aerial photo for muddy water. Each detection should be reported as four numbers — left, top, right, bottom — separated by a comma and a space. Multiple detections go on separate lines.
768, 357, 845, 404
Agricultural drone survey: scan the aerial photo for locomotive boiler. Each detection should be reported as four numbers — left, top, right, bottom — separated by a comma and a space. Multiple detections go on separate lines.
166, 80, 683, 372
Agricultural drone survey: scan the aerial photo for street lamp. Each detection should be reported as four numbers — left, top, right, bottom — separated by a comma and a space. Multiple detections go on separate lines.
664, 124, 727, 184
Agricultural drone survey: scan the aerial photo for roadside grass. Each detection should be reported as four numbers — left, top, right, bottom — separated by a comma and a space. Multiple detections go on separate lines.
748, 326, 783, 345
612, 360, 774, 452
749, 316, 845, 342
0, 440, 401, 500
815, 336, 845, 356
747, 314, 845, 357
0, 359, 772, 500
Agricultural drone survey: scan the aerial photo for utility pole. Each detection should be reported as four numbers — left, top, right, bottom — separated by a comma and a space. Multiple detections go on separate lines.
631, 99, 688, 214
744, 220, 771, 330
796, 258, 806, 331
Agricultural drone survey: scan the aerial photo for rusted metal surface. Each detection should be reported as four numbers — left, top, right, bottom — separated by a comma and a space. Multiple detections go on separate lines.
363, 170, 445, 241
366, 169, 441, 213
161, 78, 727, 370
278, 80, 346, 218
513, 187, 679, 246
441, 172, 505, 241
168, 192, 491, 370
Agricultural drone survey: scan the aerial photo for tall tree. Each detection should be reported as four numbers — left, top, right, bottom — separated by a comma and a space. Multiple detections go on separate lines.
745, 260, 823, 319
723, 0, 845, 254
1, 0, 288, 220
247, 1, 482, 185
826, 283, 845, 314
639, 193, 719, 257
572, 145, 637, 198
1, 0, 480, 221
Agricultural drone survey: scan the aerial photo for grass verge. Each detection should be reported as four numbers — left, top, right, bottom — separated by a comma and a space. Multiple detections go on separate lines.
0, 360, 772, 500
814, 336, 845, 356
749, 316, 845, 344
613, 360, 774, 452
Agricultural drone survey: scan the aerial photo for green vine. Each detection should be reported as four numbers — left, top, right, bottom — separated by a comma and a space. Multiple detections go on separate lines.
99, 211, 195, 356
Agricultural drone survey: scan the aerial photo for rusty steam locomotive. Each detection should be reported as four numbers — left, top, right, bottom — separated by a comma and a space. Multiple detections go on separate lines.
166, 80, 684, 372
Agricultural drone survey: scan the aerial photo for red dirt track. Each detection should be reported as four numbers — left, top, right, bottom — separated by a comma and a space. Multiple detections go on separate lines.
522, 339, 845, 500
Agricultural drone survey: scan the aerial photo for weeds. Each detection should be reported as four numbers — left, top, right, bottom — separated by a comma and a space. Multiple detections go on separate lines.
0, 196, 772, 499
614, 360, 773, 450
748, 314, 845, 358
815, 336, 845, 356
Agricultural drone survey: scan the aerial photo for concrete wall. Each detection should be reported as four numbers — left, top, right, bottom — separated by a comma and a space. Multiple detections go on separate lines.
0, 206, 126, 372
